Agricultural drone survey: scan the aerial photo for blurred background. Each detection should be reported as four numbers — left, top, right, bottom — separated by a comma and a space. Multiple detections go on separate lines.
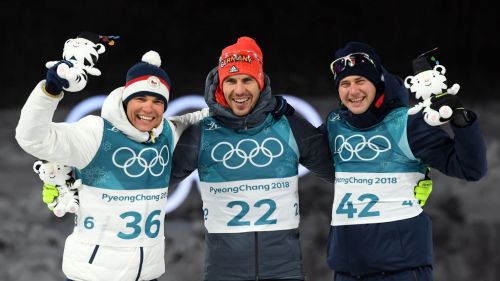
1, 0, 499, 280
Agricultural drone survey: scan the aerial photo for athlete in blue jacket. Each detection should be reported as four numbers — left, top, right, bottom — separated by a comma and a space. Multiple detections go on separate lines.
321, 42, 487, 281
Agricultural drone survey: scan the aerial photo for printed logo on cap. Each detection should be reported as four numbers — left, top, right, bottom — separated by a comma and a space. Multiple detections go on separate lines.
219, 54, 252, 68
147, 76, 161, 89
229, 65, 239, 73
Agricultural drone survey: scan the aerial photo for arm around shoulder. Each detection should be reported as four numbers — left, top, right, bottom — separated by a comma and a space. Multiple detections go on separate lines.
170, 123, 202, 187
168, 108, 209, 144
287, 115, 335, 183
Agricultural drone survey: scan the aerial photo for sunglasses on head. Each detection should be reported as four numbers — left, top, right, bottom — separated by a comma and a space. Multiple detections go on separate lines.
330, 52, 376, 79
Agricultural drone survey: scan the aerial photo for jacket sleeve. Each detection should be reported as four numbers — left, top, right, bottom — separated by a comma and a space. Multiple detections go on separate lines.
169, 123, 201, 187
168, 107, 209, 146
287, 115, 335, 183
408, 111, 487, 181
15, 81, 102, 169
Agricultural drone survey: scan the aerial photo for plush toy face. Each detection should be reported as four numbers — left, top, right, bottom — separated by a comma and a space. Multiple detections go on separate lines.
404, 65, 448, 100
33, 161, 72, 186
63, 37, 105, 68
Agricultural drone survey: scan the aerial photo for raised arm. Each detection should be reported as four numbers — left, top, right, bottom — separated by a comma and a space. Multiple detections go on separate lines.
15, 80, 102, 169
408, 110, 487, 181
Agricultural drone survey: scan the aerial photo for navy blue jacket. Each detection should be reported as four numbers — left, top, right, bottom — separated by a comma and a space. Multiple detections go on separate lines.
320, 67, 487, 275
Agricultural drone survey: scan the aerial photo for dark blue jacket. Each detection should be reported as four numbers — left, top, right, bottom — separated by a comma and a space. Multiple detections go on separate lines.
321, 67, 487, 275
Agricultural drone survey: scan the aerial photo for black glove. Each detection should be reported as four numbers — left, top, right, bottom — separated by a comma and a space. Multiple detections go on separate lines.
45, 60, 72, 95
451, 108, 473, 127
272, 96, 295, 117
429, 93, 472, 127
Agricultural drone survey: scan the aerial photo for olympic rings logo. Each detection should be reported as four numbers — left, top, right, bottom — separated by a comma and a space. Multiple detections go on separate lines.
67, 94, 321, 213
112, 145, 170, 177
211, 138, 284, 169
334, 134, 391, 161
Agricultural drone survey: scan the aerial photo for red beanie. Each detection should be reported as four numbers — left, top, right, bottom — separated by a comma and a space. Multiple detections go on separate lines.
215, 36, 264, 107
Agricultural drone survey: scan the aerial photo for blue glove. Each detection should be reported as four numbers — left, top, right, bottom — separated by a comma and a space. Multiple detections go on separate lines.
45, 60, 72, 95
272, 96, 295, 117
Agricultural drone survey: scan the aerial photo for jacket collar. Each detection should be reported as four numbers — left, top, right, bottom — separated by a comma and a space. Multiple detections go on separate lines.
101, 87, 164, 143
204, 67, 276, 130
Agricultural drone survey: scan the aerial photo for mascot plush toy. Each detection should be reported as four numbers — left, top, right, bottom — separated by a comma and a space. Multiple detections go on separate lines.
45, 31, 118, 92
33, 160, 81, 217
404, 48, 461, 126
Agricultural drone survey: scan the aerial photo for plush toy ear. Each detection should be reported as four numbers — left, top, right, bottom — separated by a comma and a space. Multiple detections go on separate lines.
33, 160, 44, 174
434, 65, 446, 75
95, 43, 106, 55
404, 76, 414, 89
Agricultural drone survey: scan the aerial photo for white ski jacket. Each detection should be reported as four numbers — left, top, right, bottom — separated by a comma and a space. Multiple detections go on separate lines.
16, 81, 207, 281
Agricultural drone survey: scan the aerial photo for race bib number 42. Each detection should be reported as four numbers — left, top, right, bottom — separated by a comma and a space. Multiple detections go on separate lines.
331, 172, 423, 226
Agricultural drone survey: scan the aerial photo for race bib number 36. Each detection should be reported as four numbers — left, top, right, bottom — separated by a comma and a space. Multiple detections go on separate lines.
75, 187, 168, 246
200, 176, 299, 233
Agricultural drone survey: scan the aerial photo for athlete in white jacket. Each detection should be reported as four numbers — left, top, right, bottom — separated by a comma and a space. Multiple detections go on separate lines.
16, 51, 207, 281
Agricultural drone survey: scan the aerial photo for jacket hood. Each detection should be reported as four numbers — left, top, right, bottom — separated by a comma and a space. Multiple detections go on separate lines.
204, 67, 276, 130
101, 87, 164, 143
339, 66, 408, 129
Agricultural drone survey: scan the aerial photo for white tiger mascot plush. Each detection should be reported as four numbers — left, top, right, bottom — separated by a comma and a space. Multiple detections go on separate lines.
45, 32, 107, 92
404, 49, 460, 126
33, 160, 81, 217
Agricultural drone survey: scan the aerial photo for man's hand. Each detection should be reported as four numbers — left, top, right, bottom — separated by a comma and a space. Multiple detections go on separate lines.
42, 183, 59, 211
45, 60, 73, 95
272, 96, 295, 117
414, 178, 432, 207
428, 93, 474, 127
429, 93, 462, 112
450, 108, 473, 127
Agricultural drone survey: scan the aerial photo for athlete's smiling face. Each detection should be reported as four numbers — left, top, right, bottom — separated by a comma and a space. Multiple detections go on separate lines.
126, 95, 164, 132
338, 75, 376, 114
222, 74, 260, 116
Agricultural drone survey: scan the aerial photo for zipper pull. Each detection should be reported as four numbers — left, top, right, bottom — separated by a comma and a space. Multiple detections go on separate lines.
149, 131, 156, 143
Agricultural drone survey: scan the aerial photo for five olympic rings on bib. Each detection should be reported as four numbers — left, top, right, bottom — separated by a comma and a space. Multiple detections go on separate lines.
112, 145, 170, 177
211, 138, 284, 169
334, 134, 391, 161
